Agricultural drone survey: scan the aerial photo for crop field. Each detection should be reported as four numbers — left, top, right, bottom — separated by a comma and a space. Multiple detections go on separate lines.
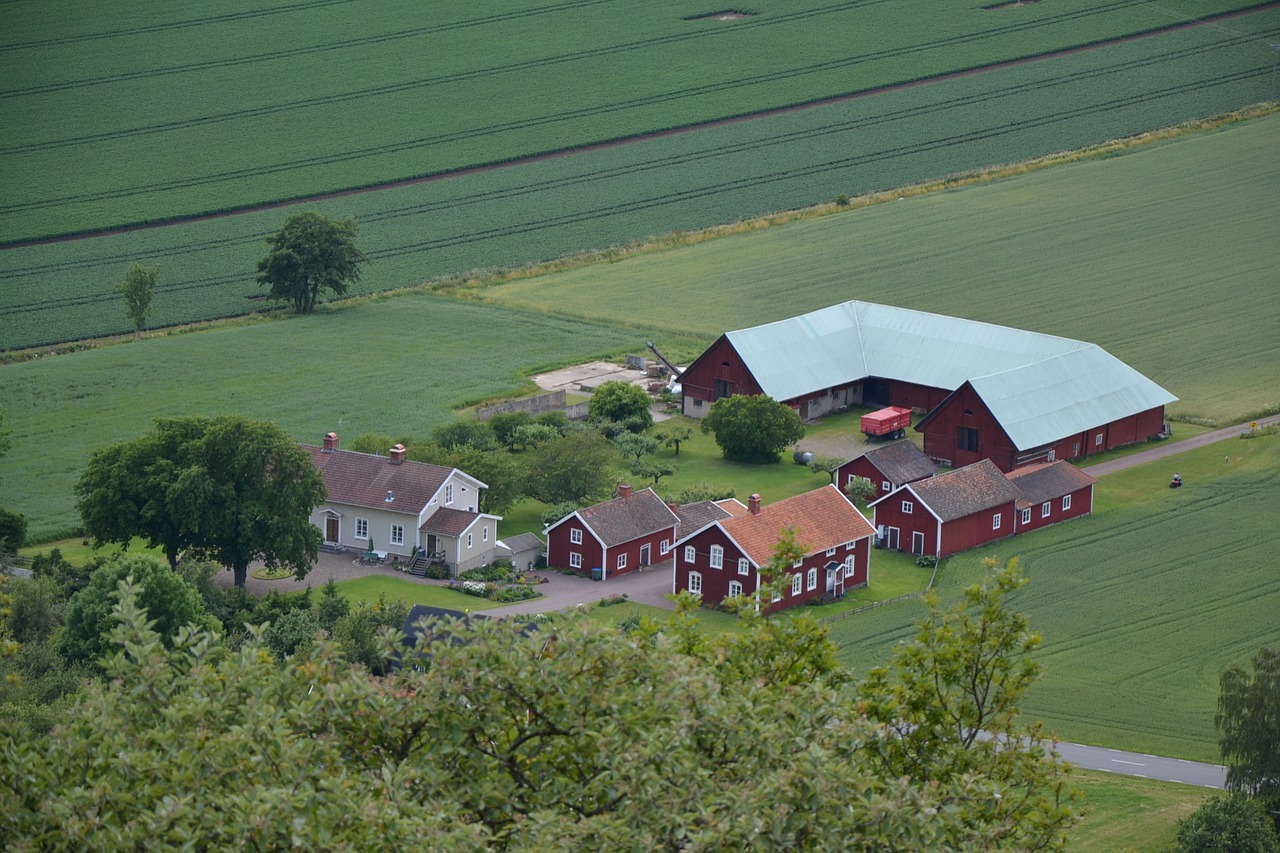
828, 432, 1280, 761
2, 0, 1269, 241
0, 297, 650, 541
488, 112, 1280, 424
4, 14, 1277, 351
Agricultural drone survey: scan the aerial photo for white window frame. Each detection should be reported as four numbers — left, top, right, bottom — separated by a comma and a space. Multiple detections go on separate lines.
570, 528, 583, 545
992, 513, 1002, 530
728, 580, 743, 599
466, 532, 473, 548
1041, 501, 1051, 518
902, 500, 913, 514
684, 545, 696, 563
825, 547, 836, 557
390, 524, 404, 547
709, 545, 723, 569
355, 518, 369, 540
1021, 508, 1031, 525
737, 557, 750, 576
844, 556, 856, 578
792, 573, 803, 596
569, 552, 582, 569
482, 526, 489, 542
792, 558, 803, 569
845, 540, 855, 551
881, 480, 891, 493
688, 571, 702, 595
617, 553, 627, 570
807, 567, 818, 591
1095, 433, 1104, 447
445, 482, 454, 505
1062, 494, 1072, 511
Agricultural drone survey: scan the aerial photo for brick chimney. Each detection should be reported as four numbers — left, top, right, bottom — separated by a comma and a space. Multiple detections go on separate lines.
748, 494, 761, 515
389, 443, 406, 465
618, 484, 632, 499
668, 502, 680, 514
322, 432, 338, 452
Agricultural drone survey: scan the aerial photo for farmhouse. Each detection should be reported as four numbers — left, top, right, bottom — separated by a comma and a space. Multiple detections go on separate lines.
1007, 461, 1097, 534
678, 300, 1176, 471
836, 439, 938, 502
673, 486, 876, 613
303, 433, 501, 576
545, 485, 679, 580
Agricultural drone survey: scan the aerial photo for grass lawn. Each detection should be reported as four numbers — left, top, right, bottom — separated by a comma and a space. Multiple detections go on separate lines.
1067, 770, 1213, 853
333, 575, 506, 612
19, 536, 165, 566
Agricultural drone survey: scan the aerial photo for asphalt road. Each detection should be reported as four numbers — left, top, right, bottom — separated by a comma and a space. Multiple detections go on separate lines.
1054, 742, 1227, 788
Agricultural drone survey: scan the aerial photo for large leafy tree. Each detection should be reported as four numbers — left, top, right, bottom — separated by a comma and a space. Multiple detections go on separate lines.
76, 416, 327, 588
255, 212, 368, 314
116, 263, 157, 340
524, 431, 618, 505
1175, 794, 1279, 853
587, 380, 652, 432
1217, 646, 1280, 817
701, 393, 806, 463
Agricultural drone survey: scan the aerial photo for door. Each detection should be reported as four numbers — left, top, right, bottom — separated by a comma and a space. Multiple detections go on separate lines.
912, 531, 925, 556
885, 526, 900, 551
639, 544, 651, 568
324, 516, 339, 544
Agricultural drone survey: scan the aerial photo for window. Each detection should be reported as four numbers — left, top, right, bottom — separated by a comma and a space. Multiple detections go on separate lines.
728, 581, 743, 599
445, 483, 454, 505
1041, 501, 1051, 518
688, 571, 702, 594
737, 558, 750, 576
792, 558, 803, 569
661, 539, 671, 554
1095, 433, 1104, 447
355, 518, 369, 540
792, 573, 803, 596
992, 513, 1002, 530
1021, 508, 1031, 525
1062, 494, 1072, 511
845, 540, 855, 551
693, 398, 703, 408
466, 533, 473, 548
958, 426, 980, 452
617, 553, 626, 570
684, 545, 695, 563
482, 526, 489, 542
1073, 442, 1081, 455
881, 481, 891, 493
902, 500, 913, 514
844, 556, 856, 578
390, 524, 404, 547
570, 528, 583, 545
825, 547, 836, 557
570, 552, 582, 569
709, 545, 723, 569
807, 568, 818, 591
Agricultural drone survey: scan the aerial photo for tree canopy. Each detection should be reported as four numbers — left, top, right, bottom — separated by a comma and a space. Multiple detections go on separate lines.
587, 380, 653, 432
255, 212, 368, 314
1217, 646, 1280, 818
701, 394, 806, 463
75, 416, 327, 588
116, 263, 157, 339
1175, 794, 1280, 853
524, 431, 618, 505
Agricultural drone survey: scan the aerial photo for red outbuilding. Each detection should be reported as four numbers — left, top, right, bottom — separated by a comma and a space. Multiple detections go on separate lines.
673, 486, 876, 614
1007, 461, 1098, 533
836, 440, 938, 502
870, 459, 1021, 558
544, 485, 678, 580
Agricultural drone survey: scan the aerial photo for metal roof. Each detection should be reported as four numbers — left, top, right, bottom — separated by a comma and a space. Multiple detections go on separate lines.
722, 301, 1175, 447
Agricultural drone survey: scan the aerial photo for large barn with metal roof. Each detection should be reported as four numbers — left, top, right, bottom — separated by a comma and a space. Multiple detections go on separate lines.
678, 300, 1176, 471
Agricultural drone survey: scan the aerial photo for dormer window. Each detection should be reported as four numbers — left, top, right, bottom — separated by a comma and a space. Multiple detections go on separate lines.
385, 490, 394, 503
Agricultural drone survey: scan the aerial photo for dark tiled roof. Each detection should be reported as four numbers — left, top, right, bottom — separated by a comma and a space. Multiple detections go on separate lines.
500, 532, 544, 553
1007, 461, 1097, 507
420, 507, 483, 536
910, 459, 1022, 522
718, 486, 875, 565
578, 487, 679, 547
673, 500, 734, 540
862, 440, 938, 485
305, 445, 451, 515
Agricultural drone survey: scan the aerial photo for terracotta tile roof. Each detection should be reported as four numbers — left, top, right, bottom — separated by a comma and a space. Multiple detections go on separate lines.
420, 507, 483, 536
861, 440, 938, 485
673, 500, 734, 540
715, 498, 750, 516
577, 487, 679, 547
1006, 461, 1097, 508
909, 459, 1021, 522
718, 485, 875, 565
304, 445, 451, 515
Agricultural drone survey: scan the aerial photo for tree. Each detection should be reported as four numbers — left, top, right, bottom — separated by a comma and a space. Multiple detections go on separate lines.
432, 418, 499, 451
524, 431, 618, 505
76, 416, 327, 588
701, 394, 805, 463
540, 500, 582, 528
1217, 646, 1280, 814
612, 432, 658, 461
433, 445, 523, 516
487, 411, 534, 450
587, 380, 652, 432
509, 423, 559, 451
58, 555, 211, 665
844, 475, 877, 505
256, 212, 368, 314
1175, 794, 1280, 853
656, 425, 692, 456
0, 506, 26, 554
116, 263, 157, 340
629, 457, 676, 488
808, 454, 845, 485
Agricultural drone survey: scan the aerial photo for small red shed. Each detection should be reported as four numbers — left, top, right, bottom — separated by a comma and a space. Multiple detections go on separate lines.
837, 440, 938, 502
870, 459, 1020, 558
1007, 461, 1097, 533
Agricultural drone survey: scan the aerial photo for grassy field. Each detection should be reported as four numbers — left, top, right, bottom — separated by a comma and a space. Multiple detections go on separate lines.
1067, 770, 1214, 852
2, 0, 1267, 241
5, 15, 1278, 348
829, 431, 1280, 762
332, 575, 505, 611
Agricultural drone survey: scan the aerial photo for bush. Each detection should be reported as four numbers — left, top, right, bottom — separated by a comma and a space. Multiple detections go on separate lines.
1175, 794, 1279, 853
597, 593, 629, 608
423, 563, 450, 580
915, 556, 939, 568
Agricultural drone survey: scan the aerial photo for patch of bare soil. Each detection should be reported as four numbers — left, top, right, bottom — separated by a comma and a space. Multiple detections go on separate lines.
685, 10, 757, 22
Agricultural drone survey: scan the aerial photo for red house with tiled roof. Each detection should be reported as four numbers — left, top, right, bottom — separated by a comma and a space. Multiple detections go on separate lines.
545, 485, 679, 580
303, 432, 501, 576
870, 458, 1020, 558
673, 486, 876, 614
1008, 461, 1097, 533
836, 440, 938, 502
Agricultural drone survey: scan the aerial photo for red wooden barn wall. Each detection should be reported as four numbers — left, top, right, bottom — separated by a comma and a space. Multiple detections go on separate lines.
547, 519, 603, 573
1015, 484, 1095, 534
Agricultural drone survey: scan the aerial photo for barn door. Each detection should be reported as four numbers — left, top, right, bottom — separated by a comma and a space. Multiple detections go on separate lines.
912, 531, 925, 556
885, 527, 900, 551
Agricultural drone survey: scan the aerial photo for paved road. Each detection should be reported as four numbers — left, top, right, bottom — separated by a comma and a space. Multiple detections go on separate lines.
1081, 414, 1280, 477
1054, 742, 1226, 788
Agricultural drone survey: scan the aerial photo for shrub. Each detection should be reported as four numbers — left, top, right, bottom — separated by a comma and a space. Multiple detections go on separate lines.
423, 563, 450, 580
915, 556, 939, 568
597, 593, 630, 608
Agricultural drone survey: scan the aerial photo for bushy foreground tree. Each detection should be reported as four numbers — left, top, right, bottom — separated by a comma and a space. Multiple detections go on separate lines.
701, 394, 806, 463
0, 560, 1077, 850
256, 212, 368, 314
1175, 794, 1279, 853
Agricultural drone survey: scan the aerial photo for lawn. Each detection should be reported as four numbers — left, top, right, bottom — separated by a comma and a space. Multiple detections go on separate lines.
333, 575, 506, 612
1066, 770, 1214, 853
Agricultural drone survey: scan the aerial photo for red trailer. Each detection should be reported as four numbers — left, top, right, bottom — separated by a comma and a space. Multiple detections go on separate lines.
861, 406, 912, 439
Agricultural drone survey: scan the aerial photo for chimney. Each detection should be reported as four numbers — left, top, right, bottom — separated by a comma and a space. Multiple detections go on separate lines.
668, 502, 680, 514
322, 432, 338, 452
385, 490, 395, 503
389, 443, 406, 465
748, 494, 761, 515
618, 484, 632, 499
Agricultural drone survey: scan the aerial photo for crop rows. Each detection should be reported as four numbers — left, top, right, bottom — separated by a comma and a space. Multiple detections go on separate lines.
3, 13, 1276, 352
1, 0, 1270, 240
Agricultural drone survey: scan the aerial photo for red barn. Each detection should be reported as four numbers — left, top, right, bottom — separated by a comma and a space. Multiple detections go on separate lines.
1008, 461, 1097, 533
544, 485, 677, 580
870, 459, 1020, 558
673, 486, 875, 614
837, 440, 938, 502
678, 300, 1175, 470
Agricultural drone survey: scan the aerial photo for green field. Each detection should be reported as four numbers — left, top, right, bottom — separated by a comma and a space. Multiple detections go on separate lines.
4, 9, 1278, 348
829, 432, 1280, 761
2, 0, 1268, 241
1067, 770, 1214, 853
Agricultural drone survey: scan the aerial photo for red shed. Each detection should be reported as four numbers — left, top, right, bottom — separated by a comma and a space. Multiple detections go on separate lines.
544, 485, 678, 579
1007, 461, 1097, 533
837, 440, 938, 502
870, 459, 1020, 558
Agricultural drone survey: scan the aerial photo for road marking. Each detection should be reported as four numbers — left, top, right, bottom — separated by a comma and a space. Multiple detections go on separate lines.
1170, 779, 1183, 784
1110, 759, 1146, 766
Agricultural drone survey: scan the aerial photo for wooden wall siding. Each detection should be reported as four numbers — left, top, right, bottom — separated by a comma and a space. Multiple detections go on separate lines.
939, 504, 1017, 557
880, 379, 951, 412
874, 497, 1016, 558
873, 499, 938, 557
918, 386, 1017, 471
679, 337, 764, 413
605, 529, 674, 580
1015, 485, 1095, 534
547, 521, 603, 573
